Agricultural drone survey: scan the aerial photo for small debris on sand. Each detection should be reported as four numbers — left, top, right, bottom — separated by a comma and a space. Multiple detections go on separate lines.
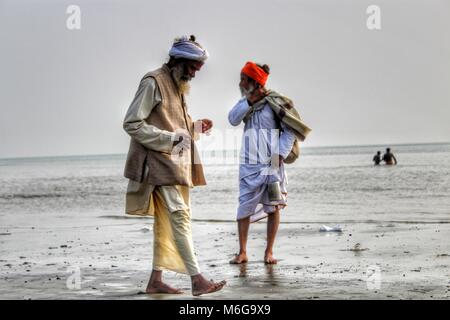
341, 243, 369, 252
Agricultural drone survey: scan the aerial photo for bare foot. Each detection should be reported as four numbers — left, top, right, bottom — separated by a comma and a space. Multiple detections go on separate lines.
264, 252, 278, 264
229, 253, 248, 264
192, 276, 226, 296
146, 281, 183, 294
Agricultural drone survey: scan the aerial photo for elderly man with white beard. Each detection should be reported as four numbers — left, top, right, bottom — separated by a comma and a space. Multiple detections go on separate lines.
123, 35, 226, 296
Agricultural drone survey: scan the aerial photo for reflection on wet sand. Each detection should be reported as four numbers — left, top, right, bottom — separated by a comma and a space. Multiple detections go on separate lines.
230, 261, 280, 288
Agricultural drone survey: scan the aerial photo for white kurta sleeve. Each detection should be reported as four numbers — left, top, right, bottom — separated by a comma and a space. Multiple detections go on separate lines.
279, 122, 296, 160
228, 98, 251, 126
123, 77, 176, 153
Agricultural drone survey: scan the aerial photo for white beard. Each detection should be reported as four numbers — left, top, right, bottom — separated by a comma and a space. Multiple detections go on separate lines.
239, 84, 255, 98
172, 63, 191, 95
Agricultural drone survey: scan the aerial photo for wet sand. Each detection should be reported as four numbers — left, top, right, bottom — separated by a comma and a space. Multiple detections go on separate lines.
0, 212, 449, 300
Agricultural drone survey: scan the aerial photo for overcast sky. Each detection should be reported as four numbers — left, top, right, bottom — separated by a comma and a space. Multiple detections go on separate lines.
0, 0, 449, 158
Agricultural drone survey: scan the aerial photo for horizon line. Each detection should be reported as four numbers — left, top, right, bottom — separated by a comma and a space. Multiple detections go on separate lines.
0, 141, 449, 161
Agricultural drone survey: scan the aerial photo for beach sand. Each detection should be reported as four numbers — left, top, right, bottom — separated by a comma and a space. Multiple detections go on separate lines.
1, 211, 449, 300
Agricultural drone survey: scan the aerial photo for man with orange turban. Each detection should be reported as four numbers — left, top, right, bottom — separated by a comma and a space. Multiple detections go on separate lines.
228, 61, 310, 264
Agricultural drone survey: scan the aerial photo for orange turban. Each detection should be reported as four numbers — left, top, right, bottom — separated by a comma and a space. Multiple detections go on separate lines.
241, 61, 268, 86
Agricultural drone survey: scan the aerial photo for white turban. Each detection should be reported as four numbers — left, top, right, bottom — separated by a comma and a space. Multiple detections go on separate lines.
169, 35, 209, 62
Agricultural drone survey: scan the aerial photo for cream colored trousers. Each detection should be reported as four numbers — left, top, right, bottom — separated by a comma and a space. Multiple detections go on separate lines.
151, 185, 201, 276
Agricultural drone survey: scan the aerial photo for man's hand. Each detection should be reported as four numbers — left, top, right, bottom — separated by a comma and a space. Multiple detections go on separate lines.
172, 129, 191, 150
199, 118, 213, 133
247, 87, 268, 105
270, 153, 283, 169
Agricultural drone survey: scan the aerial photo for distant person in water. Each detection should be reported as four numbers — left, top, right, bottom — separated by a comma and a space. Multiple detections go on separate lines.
382, 148, 398, 165
373, 151, 382, 165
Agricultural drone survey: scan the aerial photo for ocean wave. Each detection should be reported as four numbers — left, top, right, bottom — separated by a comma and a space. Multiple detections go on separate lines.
0, 191, 118, 200
0, 193, 64, 199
